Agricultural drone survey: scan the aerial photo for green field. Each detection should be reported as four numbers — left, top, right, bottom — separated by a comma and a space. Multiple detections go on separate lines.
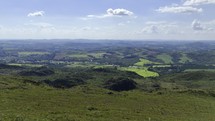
65, 62, 114, 68
88, 52, 106, 58
179, 53, 193, 63
157, 54, 173, 64
120, 67, 159, 78
184, 69, 215, 72
0, 85, 215, 121
8, 63, 44, 67
67, 54, 89, 58
65, 62, 92, 67
134, 59, 158, 67
18, 52, 50, 56
152, 65, 171, 68
54, 53, 91, 60
120, 58, 160, 77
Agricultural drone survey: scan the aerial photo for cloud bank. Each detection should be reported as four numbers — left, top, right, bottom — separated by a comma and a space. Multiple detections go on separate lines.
141, 21, 178, 34
184, 0, 215, 6
191, 19, 214, 31
156, 5, 202, 13
192, 20, 204, 30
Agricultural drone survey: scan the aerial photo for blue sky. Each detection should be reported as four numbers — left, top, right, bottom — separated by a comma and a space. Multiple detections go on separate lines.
0, 0, 215, 40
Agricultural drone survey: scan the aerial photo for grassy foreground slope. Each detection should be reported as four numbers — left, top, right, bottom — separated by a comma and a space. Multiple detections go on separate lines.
0, 84, 215, 121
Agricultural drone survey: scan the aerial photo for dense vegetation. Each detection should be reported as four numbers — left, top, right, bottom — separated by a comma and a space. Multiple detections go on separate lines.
104, 77, 137, 91
0, 40, 215, 120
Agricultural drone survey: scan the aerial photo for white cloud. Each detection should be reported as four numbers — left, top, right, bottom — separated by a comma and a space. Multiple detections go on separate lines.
192, 20, 204, 30
156, 5, 203, 13
204, 20, 215, 26
28, 11, 45, 17
141, 21, 178, 34
145, 21, 172, 25
85, 14, 109, 19
142, 25, 159, 34
184, 0, 215, 6
85, 8, 134, 19
106, 8, 133, 16
21, 22, 56, 35
191, 19, 214, 31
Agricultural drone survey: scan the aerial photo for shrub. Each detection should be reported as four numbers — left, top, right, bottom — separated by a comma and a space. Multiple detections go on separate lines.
19, 67, 54, 76
44, 78, 85, 89
104, 77, 137, 91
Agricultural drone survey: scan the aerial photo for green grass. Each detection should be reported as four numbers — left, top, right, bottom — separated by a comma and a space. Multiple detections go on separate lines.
92, 65, 114, 69
125, 58, 160, 77
158, 71, 215, 91
119, 58, 160, 78
0, 85, 215, 121
120, 67, 159, 78
55, 53, 91, 60
8, 63, 43, 67
66, 62, 93, 68
152, 65, 171, 68
157, 54, 173, 64
67, 54, 89, 58
0, 70, 215, 121
134, 59, 159, 67
184, 69, 215, 72
65, 62, 113, 68
18, 52, 50, 56
179, 53, 193, 63
88, 52, 106, 58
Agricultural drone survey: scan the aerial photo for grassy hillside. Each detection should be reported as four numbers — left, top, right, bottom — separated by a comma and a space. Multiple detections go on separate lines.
158, 71, 215, 91
157, 54, 173, 64
0, 85, 215, 121
134, 59, 157, 66
0, 70, 215, 121
179, 53, 193, 63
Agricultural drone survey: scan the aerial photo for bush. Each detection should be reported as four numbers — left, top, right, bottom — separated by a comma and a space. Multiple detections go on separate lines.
104, 77, 137, 91
44, 78, 85, 89
19, 67, 54, 76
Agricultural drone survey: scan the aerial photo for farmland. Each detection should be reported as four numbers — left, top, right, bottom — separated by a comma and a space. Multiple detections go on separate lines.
18, 52, 50, 56
120, 67, 159, 77
157, 53, 173, 64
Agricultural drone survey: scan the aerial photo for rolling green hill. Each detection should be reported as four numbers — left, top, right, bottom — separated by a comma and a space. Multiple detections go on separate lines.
0, 85, 215, 121
0, 69, 215, 121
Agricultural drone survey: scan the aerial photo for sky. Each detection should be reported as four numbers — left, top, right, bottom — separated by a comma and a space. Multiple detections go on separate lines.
0, 0, 215, 40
